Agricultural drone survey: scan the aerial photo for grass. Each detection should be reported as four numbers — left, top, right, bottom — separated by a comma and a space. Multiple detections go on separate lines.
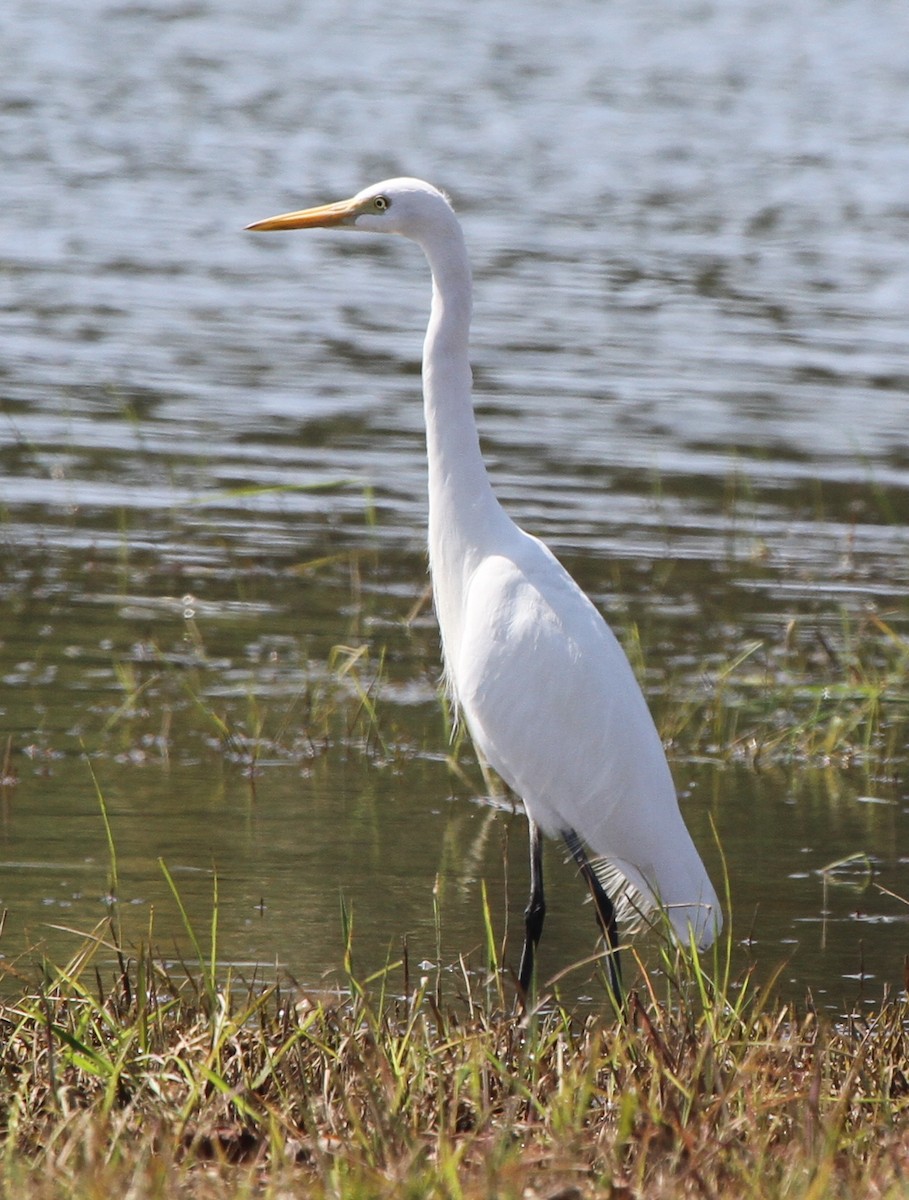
1, 897, 909, 1200
656, 608, 909, 768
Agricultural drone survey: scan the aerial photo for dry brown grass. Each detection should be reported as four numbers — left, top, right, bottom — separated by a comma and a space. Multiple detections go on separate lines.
2, 915, 909, 1200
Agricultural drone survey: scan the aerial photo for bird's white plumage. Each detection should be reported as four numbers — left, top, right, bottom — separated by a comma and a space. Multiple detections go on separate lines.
248, 176, 721, 958
455, 537, 716, 943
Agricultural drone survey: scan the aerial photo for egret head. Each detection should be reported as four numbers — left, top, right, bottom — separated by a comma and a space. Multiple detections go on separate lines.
246, 177, 455, 243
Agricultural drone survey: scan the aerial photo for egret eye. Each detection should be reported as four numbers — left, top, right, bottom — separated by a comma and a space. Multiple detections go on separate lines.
372, 195, 390, 212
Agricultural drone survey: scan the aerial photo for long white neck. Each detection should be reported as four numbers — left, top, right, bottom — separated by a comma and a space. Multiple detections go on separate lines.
417, 222, 511, 674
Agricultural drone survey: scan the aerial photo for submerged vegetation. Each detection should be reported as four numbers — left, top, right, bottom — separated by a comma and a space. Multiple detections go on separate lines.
659, 607, 909, 768
123, 601, 909, 786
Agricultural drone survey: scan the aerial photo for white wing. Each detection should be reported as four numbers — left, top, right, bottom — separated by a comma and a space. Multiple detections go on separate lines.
452, 532, 720, 948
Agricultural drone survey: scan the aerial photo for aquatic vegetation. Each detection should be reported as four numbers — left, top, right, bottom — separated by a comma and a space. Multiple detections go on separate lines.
90, 594, 909, 777
658, 608, 909, 769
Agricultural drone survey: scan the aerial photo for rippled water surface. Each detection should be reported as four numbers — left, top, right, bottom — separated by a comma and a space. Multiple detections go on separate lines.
2, 0, 908, 1008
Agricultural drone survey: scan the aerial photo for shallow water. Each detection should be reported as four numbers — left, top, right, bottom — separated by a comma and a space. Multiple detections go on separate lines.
1, 0, 908, 1008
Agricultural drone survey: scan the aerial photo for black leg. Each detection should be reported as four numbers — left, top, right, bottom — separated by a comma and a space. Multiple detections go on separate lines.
563, 829, 623, 1004
517, 818, 545, 998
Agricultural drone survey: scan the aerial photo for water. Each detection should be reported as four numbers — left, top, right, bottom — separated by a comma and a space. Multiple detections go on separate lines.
1, 0, 908, 1008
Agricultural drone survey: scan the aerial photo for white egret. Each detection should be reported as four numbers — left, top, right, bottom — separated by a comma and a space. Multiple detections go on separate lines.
247, 178, 721, 998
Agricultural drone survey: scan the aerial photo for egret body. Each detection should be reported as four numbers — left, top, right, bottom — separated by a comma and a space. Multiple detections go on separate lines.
247, 178, 721, 996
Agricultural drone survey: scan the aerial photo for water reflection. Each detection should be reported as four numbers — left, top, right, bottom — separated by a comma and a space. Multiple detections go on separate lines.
1, 0, 908, 1007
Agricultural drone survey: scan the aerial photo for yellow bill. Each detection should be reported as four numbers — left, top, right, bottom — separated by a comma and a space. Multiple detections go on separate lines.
245, 197, 359, 232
